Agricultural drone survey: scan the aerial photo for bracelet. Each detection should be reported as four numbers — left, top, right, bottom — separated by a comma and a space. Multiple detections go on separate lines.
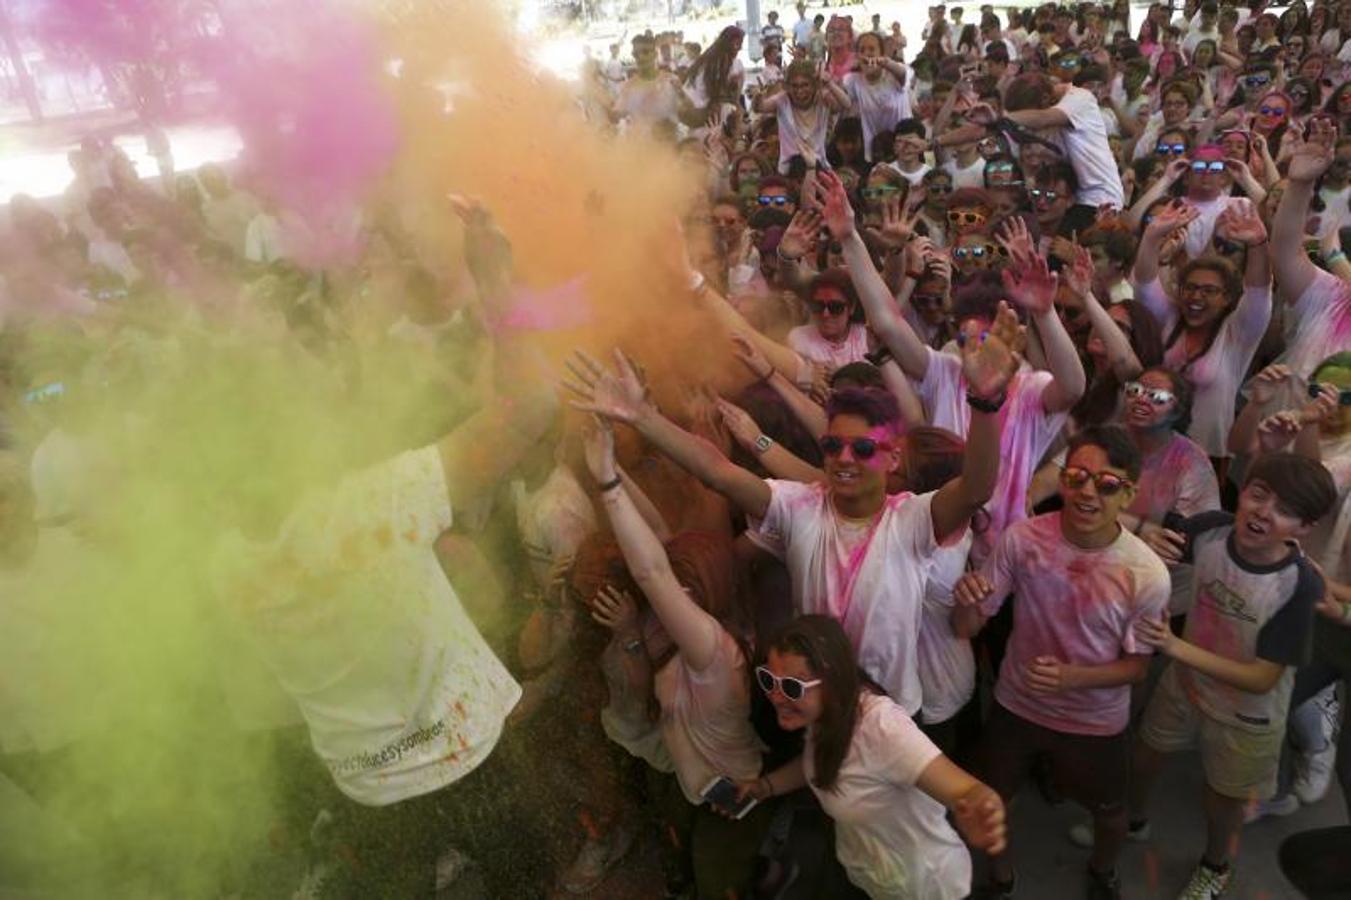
777, 246, 803, 263
966, 391, 1007, 413
1326, 249, 1346, 265
597, 475, 623, 493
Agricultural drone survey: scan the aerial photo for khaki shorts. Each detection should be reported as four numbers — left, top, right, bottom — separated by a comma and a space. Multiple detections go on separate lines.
1140, 663, 1284, 801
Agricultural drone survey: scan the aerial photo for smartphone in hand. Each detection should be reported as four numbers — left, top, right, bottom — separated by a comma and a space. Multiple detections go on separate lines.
701, 776, 758, 820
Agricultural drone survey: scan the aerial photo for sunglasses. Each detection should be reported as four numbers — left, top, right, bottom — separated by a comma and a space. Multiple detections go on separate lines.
1060, 465, 1133, 496
1308, 382, 1351, 405
1258, 105, 1287, 116
1125, 381, 1176, 406
1243, 75, 1272, 88
926, 182, 954, 194
1156, 142, 1188, 156
811, 300, 850, 316
756, 666, 822, 701
862, 185, 904, 199
912, 292, 946, 308
1057, 56, 1083, 68
947, 210, 987, 225
986, 162, 1016, 174
1029, 188, 1059, 202
758, 195, 791, 206
1191, 160, 1227, 173
818, 434, 892, 459
952, 244, 999, 260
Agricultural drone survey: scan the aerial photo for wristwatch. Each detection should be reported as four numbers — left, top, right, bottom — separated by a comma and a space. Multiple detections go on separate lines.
754, 434, 775, 455
966, 391, 1007, 413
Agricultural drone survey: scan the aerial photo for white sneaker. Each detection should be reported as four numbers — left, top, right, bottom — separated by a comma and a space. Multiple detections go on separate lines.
1177, 861, 1231, 899
559, 824, 635, 894
1067, 819, 1150, 849
1294, 740, 1337, 805
1242, 792, 1299, 824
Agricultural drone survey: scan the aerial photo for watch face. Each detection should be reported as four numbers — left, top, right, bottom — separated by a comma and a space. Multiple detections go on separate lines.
755, 434, 774, 453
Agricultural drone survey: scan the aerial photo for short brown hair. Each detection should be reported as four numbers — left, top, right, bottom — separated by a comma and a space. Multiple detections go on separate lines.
1004, 72, 1055, 111
1245, 453, 1338, 524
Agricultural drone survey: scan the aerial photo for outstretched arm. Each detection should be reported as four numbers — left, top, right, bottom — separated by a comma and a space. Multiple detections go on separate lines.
1065, 244, 1142, 381
1274, 126, 1335, 304
566, 349, 772, 519
584, 421, 723, 671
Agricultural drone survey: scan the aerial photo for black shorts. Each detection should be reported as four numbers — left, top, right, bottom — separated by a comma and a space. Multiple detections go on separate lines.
979, 702, 1129, 815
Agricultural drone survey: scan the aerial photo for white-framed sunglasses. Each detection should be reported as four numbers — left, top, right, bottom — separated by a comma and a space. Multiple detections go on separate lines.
755, 665, 822, 701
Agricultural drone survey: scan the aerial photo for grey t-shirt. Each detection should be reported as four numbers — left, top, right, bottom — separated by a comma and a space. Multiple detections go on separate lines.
1178, 514, 1322, 734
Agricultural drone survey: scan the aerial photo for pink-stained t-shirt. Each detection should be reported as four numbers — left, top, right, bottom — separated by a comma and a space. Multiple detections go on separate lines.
787, 322, 872, 371
980, 513, 1171, 736
915, 348, 1068, 557
1128, 431, 1221, 614
1136, 277, 1272, 457
758, 483, 954, 716
1280, 269, 1351, 383
653, 625, 765, 804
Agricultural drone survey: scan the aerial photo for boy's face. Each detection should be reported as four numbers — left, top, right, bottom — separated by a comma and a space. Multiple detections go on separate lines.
1233, 478, 1314, 557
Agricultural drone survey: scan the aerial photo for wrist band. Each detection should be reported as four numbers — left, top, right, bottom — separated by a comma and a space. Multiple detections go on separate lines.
597, 475, 623, 493
966, 392, 1007, 413
777, 246, 803, 263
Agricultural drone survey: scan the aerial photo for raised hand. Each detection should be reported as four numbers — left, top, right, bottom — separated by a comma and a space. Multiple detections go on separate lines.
1215, 200, 1268, 246
1063, 243, 1096, 298
1163, 156, 1193, 184
1143, 199, 1199, 242
684, 383, 732, 455
813, 169, 857, 241
1000, 251, 1058, 315
564, 348, 652, 424
1287, 139, 1334, 183
731, 332, 774, 380
995, 216, 1036, 265
715, 398, 762, 448
878, 193, 920, 247
1299, 383, 1340, 426
1248, 363, 1292, 405
952, 783, 1007, 855
778, 209, 822, 260
581, 413, 619, 484
1256, 410, 1303, 453
960, 315, 1019, 400
590, 584, 641, 636
964, 102, 998, 125
987, 301, 1027, 356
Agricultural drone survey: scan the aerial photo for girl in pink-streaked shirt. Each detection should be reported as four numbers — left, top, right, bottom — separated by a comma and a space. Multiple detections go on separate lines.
787, 267, 875, 371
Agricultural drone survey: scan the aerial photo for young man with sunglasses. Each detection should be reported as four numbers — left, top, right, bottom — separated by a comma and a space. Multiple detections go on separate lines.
565, 302, 1015, 723
1128, 144, 1247, 259
953, 425, 1171, 900
1125, 453, 1337, 900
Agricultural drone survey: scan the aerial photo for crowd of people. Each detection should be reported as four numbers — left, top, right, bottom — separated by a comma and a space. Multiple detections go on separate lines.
3, 0, 1351, 899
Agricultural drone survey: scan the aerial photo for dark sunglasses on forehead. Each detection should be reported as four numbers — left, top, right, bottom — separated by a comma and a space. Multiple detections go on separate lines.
1125, 381, 1176, 406
755, 666, 821, 701
758, 195, 791, 206
811, 300, 850, 316
818, 434, 893, 459
1309, 382, 1351, 406
1156, 142, 1187, 156
1060, 465, 1133, 496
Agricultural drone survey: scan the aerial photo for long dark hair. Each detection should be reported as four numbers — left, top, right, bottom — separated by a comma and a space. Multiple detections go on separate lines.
766, 615, 862, 791
684, 26, 744, 107
1073, 299, 1164, 426
1138, 365, 1195, 434
1166, 255, 1243, 371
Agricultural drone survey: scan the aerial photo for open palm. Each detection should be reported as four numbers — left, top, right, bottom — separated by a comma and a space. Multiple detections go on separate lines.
564, 348, 651, 424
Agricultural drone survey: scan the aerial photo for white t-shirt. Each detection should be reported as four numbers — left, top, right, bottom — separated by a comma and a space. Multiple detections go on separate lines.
793, 18, 815, 48
844, 72, 912, 161
1052, 85, 1125, 209
758, 483, 955, 715
685, 58, 745, 109
511, 464, 596, 588
807, 692, 971, 899
653, 627, 765, 804
884, 161, 932, 187
787, 322, 871, 370
1137, 278, 1272, 457
917, 532, 976, 724
916, 350, 1069, 554
615, 74, 685, 132
1280, 269, 1351, 383
1180, 195, 1246, 259
212, 446, 521, 806
943, 155, 987, 191
771, 93, 831, 172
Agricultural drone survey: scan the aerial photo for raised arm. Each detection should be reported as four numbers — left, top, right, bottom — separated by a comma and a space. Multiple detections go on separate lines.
929, 304, 1020, 543
730, 333, 828, 436
1065, 244, 1142, 380
565, 348, 772, 519
1214, 201, 1273, 342
584, 420, 723, 671
816, 174, 932, 380
716, 397, 826, 484
1274, 129, 1336, 303
996, 220, 1086, 413
1120, 156, 1189, 232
